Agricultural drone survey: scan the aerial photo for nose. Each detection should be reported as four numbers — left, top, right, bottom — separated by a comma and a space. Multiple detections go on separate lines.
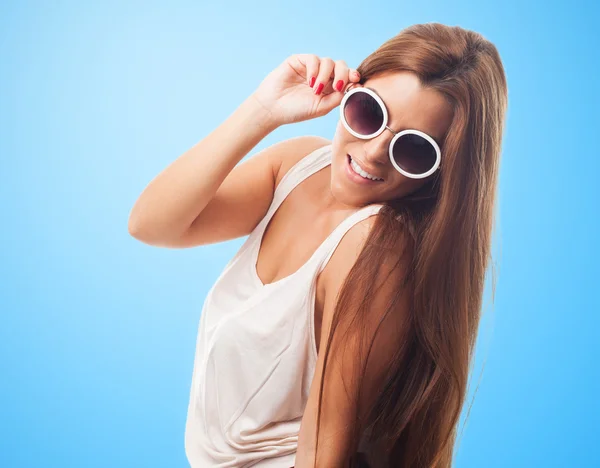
362, 128, 394, 167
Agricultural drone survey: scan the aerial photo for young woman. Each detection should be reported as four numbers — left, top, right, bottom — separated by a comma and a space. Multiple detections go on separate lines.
129, 22, 508, 468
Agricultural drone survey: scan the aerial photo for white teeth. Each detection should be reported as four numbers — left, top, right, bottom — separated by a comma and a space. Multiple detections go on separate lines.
350, 157, 383, 181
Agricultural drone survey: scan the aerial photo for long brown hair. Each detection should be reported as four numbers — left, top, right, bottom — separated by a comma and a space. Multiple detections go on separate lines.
313, 23, 508, 467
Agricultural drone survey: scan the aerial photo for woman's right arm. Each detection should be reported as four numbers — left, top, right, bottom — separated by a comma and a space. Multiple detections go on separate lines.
128, 94, 281, 248
128, 54, 358, 248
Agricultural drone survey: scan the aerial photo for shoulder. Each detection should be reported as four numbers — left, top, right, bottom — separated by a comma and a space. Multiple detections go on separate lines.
321, 214, 381, 294
324, 211, 414, 284
273, 135, 332, 186
320, 210, 414, 346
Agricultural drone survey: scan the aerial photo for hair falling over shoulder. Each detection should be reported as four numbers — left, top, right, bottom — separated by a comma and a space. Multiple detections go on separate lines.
312, 22, 508, 468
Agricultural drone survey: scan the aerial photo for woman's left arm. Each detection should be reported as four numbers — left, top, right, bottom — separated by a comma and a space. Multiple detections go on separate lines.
294, 217, 410, 468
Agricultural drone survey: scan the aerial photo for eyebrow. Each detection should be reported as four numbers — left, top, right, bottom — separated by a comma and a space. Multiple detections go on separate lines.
363, 86, 442, 144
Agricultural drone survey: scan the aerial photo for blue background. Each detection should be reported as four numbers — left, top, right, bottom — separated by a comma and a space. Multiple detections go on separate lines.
1, 0, 598, 466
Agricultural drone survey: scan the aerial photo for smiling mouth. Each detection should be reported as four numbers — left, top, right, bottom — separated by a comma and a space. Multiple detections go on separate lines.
346, 154, 385, 182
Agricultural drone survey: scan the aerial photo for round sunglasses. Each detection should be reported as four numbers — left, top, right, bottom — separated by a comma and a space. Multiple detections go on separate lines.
340, 84, 442, 179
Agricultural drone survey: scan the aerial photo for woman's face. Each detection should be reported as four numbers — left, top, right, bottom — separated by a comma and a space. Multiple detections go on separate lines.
330, 71, 454, 207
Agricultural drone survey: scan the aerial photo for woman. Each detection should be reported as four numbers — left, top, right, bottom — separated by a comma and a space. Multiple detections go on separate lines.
129, 22, 508, 468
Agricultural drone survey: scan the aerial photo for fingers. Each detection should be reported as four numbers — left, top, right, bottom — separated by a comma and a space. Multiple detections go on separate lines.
315, 61, 361, 115
302, 54, 320, 87
311, 56, 335, 95
298, 54, 360, 95
331, 59, 359, 94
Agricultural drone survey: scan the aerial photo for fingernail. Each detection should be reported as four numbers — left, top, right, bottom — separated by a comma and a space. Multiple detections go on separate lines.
315, 82, 324, 95
309, 76, 316, 87
335, 80, 343, 92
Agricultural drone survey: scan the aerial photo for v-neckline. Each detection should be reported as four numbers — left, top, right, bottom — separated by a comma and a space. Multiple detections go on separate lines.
248, 145, 334, 289
251, 187, 338, 289
248, 143, 383, 290
251, 218, 341, 289
250, 203, 384, 289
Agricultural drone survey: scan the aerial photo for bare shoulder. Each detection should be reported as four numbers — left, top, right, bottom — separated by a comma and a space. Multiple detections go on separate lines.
321, 215, 379, 293
273, 135, 331, 186
321, 212, 414, 328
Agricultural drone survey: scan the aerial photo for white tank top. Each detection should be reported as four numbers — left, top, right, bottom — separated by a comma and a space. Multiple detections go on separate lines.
184, 143, 384, 467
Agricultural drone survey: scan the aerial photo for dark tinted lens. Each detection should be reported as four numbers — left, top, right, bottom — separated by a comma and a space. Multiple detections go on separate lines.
392, 133, 438, 175
343, 91, 384, 135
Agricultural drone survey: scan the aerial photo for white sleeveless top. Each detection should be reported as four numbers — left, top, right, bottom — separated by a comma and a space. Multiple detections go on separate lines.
184, 143, 384, 467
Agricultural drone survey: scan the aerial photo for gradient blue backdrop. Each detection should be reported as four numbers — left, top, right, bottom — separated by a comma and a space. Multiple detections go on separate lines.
1, 0, 598, 466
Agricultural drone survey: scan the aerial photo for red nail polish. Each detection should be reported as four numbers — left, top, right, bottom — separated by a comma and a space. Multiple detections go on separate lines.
315, 82, 324, 95
309, 76, 316, 87
335, 80, 343, 91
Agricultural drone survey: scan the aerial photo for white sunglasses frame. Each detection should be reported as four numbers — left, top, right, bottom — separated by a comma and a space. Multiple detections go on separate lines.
340, 84, 442, 180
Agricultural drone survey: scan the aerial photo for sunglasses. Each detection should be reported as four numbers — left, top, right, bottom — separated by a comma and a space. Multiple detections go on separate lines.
340, 84, 442, 179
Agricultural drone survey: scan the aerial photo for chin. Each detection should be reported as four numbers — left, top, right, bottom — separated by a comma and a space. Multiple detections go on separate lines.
330, 173, 380, 208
